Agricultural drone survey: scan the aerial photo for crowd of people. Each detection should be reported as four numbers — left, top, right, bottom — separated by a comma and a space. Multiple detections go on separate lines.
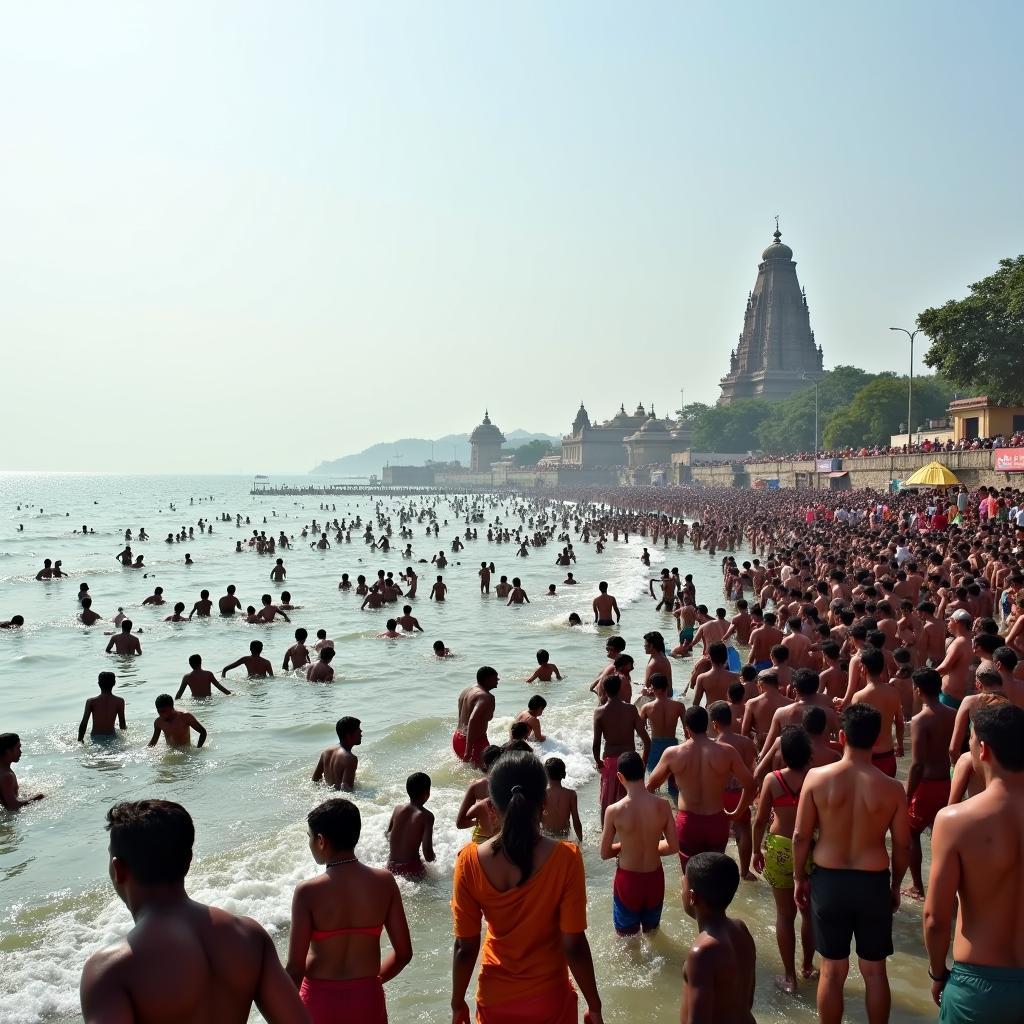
5, 482, 1024, 1024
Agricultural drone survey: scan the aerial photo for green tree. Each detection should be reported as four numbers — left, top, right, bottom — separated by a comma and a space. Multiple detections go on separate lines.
692, 399, 773, 453
674, 402, 711, 424
508, 439, 554, 466
822, 374, 953, 448
919, 255, 1024, 404
756, 365, 876, 452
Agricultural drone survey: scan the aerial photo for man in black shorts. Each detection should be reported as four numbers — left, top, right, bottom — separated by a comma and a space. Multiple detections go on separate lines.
793, 704, 910, 1024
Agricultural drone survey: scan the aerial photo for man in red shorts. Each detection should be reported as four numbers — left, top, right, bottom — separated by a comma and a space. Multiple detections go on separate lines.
648, 705, 754, 870
905, 667, 956, 899
453, 667, 499, 769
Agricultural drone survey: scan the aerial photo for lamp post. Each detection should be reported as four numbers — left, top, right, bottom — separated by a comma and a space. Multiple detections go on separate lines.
890, 327, 922, 448
802, 373, 820, 453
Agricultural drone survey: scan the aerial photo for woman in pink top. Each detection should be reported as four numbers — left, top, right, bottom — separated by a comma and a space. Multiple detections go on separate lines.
287, 799, 412, 1023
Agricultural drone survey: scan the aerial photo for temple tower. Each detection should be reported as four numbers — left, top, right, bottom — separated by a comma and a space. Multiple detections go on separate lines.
469, 411, 505, 471
718, 224, 824, 404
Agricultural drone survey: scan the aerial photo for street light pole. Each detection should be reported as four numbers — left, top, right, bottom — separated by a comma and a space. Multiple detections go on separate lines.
890, 327, 922, 447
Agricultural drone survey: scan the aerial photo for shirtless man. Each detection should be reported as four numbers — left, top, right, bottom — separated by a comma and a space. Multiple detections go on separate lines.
918, 601, 947, 666
141, 587, 165, 607
741, 671, 792, 755
396, 605, 423, 632
648, 705, 754, 870
188, 590, 213, 619
385, 771, 435, 880
709, 701, 757, 881
640, 673, 684, 797
79, 672, 127, 740
306, 648, 335, 682
600, 751, 678, 935
748, 611, 785, 672
494, 575, 512, 599
506, 577, 528, 605
80, 799, 307, 1024
453, 667, 499, 768
80, 597, 102, 626
312, 716, 361, 790
106, 620, 142, 656
222, 640, 273, 678
691, 644, 739, 709
256, 593, 290, 623
593, 674, 650, 824
924, 703, 1024, 1021
0, 734, 45, 810
430, 575, 448, 602
148, 695, 207, 748
683, 608, 731, 660
593, 581, 620, 627
478, 562, 491, 594
793, 703, 910, 1024
642, 631, 673, 696
176, 654, 232, 699
948, 660, 1005, 761
681, 852, 757, 1024
218, 585, 242, 616
282, 628, 310, 671
850, 647, 904, 777
904, 668, 956, 900
759, 668, 840, 756
936, 609, 974, 709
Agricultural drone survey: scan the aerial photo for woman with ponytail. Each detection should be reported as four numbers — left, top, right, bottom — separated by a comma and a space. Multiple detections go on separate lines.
450, 750, 603, 1024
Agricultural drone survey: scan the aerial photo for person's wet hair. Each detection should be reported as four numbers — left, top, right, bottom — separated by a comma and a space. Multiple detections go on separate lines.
686, 851, 739, 911
477, 666, 498, 685
793, 668, 819, 695
708, 700, 731, 726
685, 705, 709, 735
488, 750, 548, 884
801, 705, 827, 736
617, 750, 644, 781
728, 681, 746, 703
0, 733, 20, 755
841, 703, 882, 749
544, 756, 566, 780
406, 771, 430, 800
973, 704, 1024, 772
98, 671, 116, 691
709, 642, 728, 665
107, 799, 194, 885
604, 674, 622, 698
335, 716, 360, 742
308, 797, 361, 849
527, 695, 547, 712
650, 672, 669, 692
643, 631, 665, 654
155, 693, 173, 710
860, 646, 885, 677
780, 725, 812, 771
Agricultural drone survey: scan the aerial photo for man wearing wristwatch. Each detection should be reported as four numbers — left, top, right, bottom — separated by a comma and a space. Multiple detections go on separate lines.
923, 703, 1024, 1023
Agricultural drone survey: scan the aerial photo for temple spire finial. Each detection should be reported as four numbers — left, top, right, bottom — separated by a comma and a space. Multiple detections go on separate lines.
773, 213, 781, 241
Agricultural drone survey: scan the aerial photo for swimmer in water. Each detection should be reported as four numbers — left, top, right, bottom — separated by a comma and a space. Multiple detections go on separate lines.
106, 620, 142, 655
312, 717, 361, 790
0, 734, 44, 810
176, 655, 232, 699
79, 671, 127, 741
432, 640, 452, 658
148, 694, 207, 748
377, 619, 404, 639
0, 614, 25, 629
306, 648, 336, 682
385, 772, 436, 880
222, 640, 274, 678
283, 628, 311, 670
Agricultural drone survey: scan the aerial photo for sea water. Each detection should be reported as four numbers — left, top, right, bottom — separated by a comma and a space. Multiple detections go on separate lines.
0, 474, 935, 1023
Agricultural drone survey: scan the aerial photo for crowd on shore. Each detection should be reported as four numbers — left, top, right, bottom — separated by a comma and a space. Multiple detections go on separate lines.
4, 483, 1024, 1024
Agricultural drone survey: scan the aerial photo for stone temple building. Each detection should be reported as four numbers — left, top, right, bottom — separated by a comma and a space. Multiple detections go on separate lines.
560, 402, 650, 467
468, 411, 505, 471
718, 226, 824, 404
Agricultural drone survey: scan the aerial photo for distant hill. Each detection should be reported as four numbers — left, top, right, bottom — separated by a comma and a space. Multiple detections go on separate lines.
310, 430, 561, 476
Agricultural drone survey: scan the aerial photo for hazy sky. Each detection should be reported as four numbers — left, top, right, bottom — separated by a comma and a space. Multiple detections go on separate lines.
3, 2, 1022, 473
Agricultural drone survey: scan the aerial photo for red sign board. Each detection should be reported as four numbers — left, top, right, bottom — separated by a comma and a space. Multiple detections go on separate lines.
994, 448, 1024, 472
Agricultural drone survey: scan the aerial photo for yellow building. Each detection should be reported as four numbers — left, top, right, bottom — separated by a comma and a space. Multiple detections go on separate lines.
947, 397, 1024, 443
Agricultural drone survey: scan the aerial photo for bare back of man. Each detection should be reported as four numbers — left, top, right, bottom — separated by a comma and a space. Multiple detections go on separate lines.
81, 899, 302, 1024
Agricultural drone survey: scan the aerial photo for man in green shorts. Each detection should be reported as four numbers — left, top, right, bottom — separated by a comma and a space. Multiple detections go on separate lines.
924, 704, 1024, 1023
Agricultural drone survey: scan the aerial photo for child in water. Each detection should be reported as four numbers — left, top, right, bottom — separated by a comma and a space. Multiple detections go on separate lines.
541, 757, 583, 843
526, 649, 562, 682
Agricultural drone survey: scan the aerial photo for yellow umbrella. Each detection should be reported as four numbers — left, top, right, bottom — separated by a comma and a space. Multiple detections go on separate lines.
903, 460, 961, 487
